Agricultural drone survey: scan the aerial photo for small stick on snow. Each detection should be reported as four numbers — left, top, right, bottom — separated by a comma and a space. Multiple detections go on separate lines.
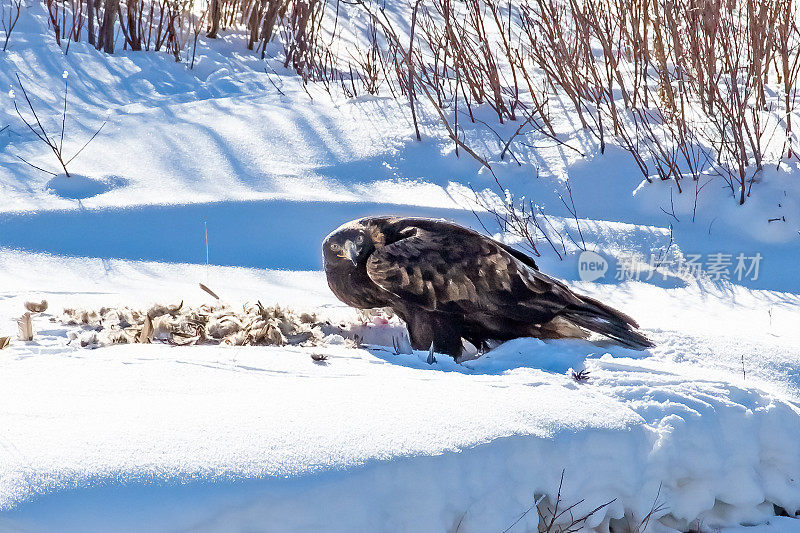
199, 283, 220, 300
572, 369, 590, 382
204, 221, 209, 283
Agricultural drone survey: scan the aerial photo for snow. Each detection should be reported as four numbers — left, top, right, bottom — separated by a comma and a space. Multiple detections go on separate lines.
2, 3, 800, 532
1, 252, 800, 532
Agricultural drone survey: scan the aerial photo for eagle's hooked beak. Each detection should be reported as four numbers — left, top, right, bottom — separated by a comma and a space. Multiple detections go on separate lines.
339, 240, 359, 265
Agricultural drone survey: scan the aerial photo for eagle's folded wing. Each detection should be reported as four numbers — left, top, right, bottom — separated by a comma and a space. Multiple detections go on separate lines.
365, 227, 573, 323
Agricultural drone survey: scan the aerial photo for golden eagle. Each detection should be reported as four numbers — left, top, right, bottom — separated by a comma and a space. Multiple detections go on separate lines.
323, 216, 653, 359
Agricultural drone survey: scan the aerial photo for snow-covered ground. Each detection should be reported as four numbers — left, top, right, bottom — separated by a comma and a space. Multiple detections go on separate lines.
2, 4, 800, 532
2, 252, 800, 532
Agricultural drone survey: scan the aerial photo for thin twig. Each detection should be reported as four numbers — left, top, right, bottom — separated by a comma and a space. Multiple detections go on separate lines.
64, 119, 108, 166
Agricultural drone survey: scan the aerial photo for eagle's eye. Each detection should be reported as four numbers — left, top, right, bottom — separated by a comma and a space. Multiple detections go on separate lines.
355, 234, 365, 245
330, 243, 342, 252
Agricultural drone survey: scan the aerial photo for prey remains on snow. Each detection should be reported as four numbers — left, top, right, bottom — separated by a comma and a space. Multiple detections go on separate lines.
60, 302, 328, 348
323, 216, 653, 360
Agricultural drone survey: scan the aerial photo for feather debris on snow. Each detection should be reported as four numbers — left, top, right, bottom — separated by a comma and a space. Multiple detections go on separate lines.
17, 313, 34, 341
0, 336, 10, 350
24, 300, 48, 313
56, 302, 356, 350
138, 315, 153, 344
57, 303, 410, 351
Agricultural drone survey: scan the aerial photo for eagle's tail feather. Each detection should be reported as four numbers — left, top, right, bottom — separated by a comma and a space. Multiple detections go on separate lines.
561, 295, 654, 349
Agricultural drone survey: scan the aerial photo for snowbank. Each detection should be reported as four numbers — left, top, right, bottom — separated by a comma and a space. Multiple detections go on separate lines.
1, 253, 799, 532
2, 335, 799, 532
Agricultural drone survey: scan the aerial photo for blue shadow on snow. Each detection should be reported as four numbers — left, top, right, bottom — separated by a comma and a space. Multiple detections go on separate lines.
0, 200, 476, 271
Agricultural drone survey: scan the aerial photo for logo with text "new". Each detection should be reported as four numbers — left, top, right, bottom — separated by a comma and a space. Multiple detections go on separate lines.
577, 251, 608, 282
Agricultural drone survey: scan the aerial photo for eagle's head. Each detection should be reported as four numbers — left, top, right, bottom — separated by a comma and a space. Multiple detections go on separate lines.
322, 219, 379, 269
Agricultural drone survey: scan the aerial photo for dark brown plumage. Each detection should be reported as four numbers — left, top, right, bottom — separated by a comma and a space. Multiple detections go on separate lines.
323, 216, 653, 359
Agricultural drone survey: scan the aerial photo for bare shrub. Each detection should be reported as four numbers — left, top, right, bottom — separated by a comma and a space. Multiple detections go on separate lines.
469, 180, 590, 262
11, 73, 106, 177
1, 0, 21, 51
502, 470, 616, 533
346, 18, 387, 95
281, 0, 324, 78
97, 0, 119, 53
21, 0, 800, 207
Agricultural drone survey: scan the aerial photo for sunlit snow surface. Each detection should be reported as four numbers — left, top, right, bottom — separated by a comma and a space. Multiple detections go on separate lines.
1, 3, 800, 532
0, 253, 799, 532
